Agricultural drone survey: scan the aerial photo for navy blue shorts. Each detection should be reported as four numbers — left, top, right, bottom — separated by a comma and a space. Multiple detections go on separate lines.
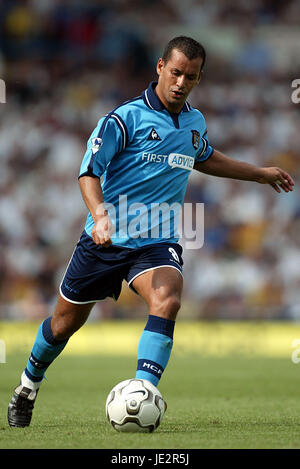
60, 231, 183, 304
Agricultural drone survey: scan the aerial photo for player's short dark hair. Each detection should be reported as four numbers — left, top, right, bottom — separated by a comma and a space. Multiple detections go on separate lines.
162, 36, 206, 71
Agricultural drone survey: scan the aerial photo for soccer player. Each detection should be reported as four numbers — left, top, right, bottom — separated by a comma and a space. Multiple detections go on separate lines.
8, 36, 294, 427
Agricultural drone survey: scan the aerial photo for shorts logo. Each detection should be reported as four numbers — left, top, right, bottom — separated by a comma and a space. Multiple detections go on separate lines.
168, 247, 180, 263
64, 283, 79, 294
191, 130, 200, 150
91, 137, 103, 154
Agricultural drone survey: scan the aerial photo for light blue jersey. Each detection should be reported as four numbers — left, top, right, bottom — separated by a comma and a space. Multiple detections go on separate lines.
79, 81, 213, 248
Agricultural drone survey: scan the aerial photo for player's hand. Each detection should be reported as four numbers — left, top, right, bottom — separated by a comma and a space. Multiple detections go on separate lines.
257, 167, 295, 193
91, 211, 114, 247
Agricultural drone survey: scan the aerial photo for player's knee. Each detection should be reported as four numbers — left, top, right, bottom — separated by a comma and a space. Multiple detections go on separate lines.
150, 293, 181, 320
166, 295, 181, 318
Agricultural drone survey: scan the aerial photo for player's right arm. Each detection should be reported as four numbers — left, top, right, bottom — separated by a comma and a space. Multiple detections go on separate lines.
78, 176, 113, 247
78, 113, 128, 246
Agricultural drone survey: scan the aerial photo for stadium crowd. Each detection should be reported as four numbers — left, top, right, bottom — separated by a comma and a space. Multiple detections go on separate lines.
0, 0, 299, 320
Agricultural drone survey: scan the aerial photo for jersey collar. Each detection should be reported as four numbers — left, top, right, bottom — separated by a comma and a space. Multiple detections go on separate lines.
143, 81, 191, 113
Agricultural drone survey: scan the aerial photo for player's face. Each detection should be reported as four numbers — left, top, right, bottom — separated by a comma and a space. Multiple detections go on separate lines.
156, 49, 203, 113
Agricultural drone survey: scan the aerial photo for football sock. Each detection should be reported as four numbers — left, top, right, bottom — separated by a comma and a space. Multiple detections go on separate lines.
135, 314, 175, 386
22, 317, 68, 390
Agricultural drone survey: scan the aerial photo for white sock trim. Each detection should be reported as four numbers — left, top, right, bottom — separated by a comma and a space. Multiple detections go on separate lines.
21, 371, 42, 391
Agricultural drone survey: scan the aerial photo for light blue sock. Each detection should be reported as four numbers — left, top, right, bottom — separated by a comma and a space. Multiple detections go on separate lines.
23, 317, 68, 386
136, 315, 175, 386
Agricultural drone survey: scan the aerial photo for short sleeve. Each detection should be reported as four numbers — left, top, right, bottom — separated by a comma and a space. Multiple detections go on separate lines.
194, 130, 214, 164
79, 113, 128, 178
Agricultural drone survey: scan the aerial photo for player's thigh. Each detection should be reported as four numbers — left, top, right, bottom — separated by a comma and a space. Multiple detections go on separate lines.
132, 267, 183, 320
51, 294, 95, 340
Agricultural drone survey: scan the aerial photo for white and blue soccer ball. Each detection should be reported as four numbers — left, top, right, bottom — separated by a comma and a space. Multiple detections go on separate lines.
105, 378, 167, 433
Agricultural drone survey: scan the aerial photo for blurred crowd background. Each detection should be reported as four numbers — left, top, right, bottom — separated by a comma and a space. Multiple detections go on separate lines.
0, 0, 299, 321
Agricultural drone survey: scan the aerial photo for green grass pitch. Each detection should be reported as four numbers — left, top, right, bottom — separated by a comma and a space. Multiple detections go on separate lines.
1, 321, 300, 449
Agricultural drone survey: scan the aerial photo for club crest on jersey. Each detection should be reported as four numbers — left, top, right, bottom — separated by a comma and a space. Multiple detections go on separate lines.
191, 130, 200, 150
91, 137, 103, 154
147, 128, 161, 141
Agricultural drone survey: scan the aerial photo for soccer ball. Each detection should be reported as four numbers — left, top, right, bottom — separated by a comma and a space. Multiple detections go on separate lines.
105, 378, 167, 433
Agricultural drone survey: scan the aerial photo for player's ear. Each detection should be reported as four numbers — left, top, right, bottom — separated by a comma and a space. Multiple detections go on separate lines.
197, 70, 203, 84
156, 58, 165, 76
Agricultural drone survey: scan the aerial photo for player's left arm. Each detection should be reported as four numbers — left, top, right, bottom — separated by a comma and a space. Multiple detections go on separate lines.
193, 148, 295, 193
